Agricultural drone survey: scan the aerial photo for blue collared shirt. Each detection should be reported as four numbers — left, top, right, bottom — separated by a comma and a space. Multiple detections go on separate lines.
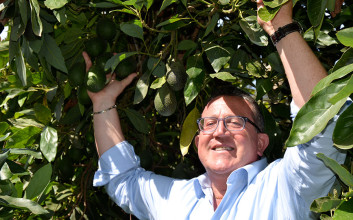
93, 101, 348, 219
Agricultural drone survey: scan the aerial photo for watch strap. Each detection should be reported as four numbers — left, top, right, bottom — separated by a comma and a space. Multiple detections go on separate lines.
270, 21, 303, 46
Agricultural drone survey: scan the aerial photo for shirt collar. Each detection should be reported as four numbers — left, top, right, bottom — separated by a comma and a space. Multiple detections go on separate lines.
193, 157, 268, 196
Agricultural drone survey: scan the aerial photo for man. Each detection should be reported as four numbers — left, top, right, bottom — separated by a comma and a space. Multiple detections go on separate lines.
83, 0, 348, 219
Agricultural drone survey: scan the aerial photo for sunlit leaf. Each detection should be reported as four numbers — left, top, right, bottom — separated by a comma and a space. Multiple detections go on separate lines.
180, 107, 200, 156
30, 0, 43, 36
336, 27, 353, 47
5, 126, 42, 149
210, 72, 237, 82
134, 71, 150, 104
258, 6, 281, 22
333, 198, 353, 220
316, 153, 353, 188
329, 75, 353, 105
239, 16, 268, 46
286, 78, 349, 147
25, 163, 52, 199
40, 126, 58, 162
204, 43, 231, 73
44, 0, 68, 9
310, 196, 341, 213
263, 0, 288, 8
34, 103, 52, 125
312, 63, 353, 96
0, 195, 49, 214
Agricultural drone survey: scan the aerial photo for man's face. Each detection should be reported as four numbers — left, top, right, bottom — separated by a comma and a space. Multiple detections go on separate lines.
195, 96, 268, 178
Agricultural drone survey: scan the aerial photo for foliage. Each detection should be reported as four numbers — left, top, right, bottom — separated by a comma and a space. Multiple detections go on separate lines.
0, 0, 352, 219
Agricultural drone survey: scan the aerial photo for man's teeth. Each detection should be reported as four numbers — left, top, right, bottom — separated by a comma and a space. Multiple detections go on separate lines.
213, 147, 233, 151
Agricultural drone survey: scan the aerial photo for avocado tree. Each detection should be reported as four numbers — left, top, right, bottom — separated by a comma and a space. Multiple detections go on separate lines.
0, 0, 352, 219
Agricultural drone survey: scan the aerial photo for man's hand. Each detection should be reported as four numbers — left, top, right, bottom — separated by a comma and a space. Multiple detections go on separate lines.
82, 51, 137, 108
257, 0, 293, 36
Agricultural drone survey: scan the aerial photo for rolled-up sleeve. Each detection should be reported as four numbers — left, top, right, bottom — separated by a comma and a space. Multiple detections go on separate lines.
281, 100, 350, 207
93, 141, 140, 186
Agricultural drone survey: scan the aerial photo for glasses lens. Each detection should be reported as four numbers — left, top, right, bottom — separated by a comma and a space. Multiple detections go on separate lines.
225, 116, 245, 131
199, 118, 218, 132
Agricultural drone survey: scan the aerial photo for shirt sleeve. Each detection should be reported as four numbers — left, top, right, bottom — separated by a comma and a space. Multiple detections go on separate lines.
281, 100, 350, 207
93, 141, 174, 220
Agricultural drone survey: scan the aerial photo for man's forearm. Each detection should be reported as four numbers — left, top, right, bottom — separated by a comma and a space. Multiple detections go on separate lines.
275, 31, 327, 108
93, 102, 125, 157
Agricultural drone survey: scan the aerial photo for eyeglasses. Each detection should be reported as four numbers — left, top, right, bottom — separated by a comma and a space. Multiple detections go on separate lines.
196, 116, 262, 133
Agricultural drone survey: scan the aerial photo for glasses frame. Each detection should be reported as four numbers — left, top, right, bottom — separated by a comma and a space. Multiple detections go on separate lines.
196, 116, 262, 133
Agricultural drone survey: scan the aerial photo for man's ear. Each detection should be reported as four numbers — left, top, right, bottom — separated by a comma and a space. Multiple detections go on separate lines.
194, 134, 199, 149
256, 133, 269, 157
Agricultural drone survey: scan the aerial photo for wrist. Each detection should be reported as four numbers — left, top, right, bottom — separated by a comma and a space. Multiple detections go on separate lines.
270, 21, 303, 46
92, 101, 116, 113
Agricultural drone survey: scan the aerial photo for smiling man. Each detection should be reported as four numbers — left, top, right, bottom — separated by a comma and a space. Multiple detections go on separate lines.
85, 0, 350, 219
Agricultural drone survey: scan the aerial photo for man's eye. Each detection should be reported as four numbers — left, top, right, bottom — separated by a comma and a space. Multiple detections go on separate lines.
205, 120, 216, 126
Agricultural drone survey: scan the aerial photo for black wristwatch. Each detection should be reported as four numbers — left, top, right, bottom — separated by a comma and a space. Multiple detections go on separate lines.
270, 21, 303, 46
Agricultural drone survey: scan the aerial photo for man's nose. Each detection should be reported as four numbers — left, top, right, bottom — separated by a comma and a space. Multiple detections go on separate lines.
213, 120, 228, 136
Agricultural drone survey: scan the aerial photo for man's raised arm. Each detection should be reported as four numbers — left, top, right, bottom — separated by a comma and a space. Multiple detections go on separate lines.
82, 52, 137, 156
257, 0, 327, 108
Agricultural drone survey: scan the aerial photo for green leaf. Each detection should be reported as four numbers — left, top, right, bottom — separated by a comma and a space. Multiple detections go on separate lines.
44, 0, 68, 9
256, 78, 273, 100
329, 75, 353, 105
263, 0, 288, 8
186, 54, 204, 78
326, 0, 336, 12
0, 195, 49, 215
124, 109, 150, 134
0, 122, 9, 135
34, 103, 52, 125
333, 48, 353, 72
9, 148, 42, 159
18, 0, 28, 26
0, 162, 12, 180
333, 103, 353, 149
105, 52, 138, 73
150, 76, 166, 89
5, 126, 42, 149
204, 13, 219, 37
239, 16, 268, 46
120, 20, 144, 40
310, 196, 341, 213
333, 198, 353, 220
184, 72, 205, 106
147, 57, 166, 78
134, 71, 151, 104
210, 72, 237, 82
258, 6, 281, 22
0, 150, 10, 170
312, 63, 353, 96
204, 43, 231, 73
39, 34, 68, 73
336, 27, 353, 47
317, 153, 353, 188
307, 0, 328, 27
286, 78, 349, 147
246, 60, 263, 77
177, 40, 197, 51
158, 0, 177, 14
30, 0, 43, 37
25, 163, 52, 200
180, 107, 200, 156
40, 126, 58, 162
10, 41, 27, 86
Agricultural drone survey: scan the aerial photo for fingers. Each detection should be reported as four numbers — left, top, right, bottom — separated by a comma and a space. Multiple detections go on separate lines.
120, 73, 138, 89
82, 51, 92, 72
